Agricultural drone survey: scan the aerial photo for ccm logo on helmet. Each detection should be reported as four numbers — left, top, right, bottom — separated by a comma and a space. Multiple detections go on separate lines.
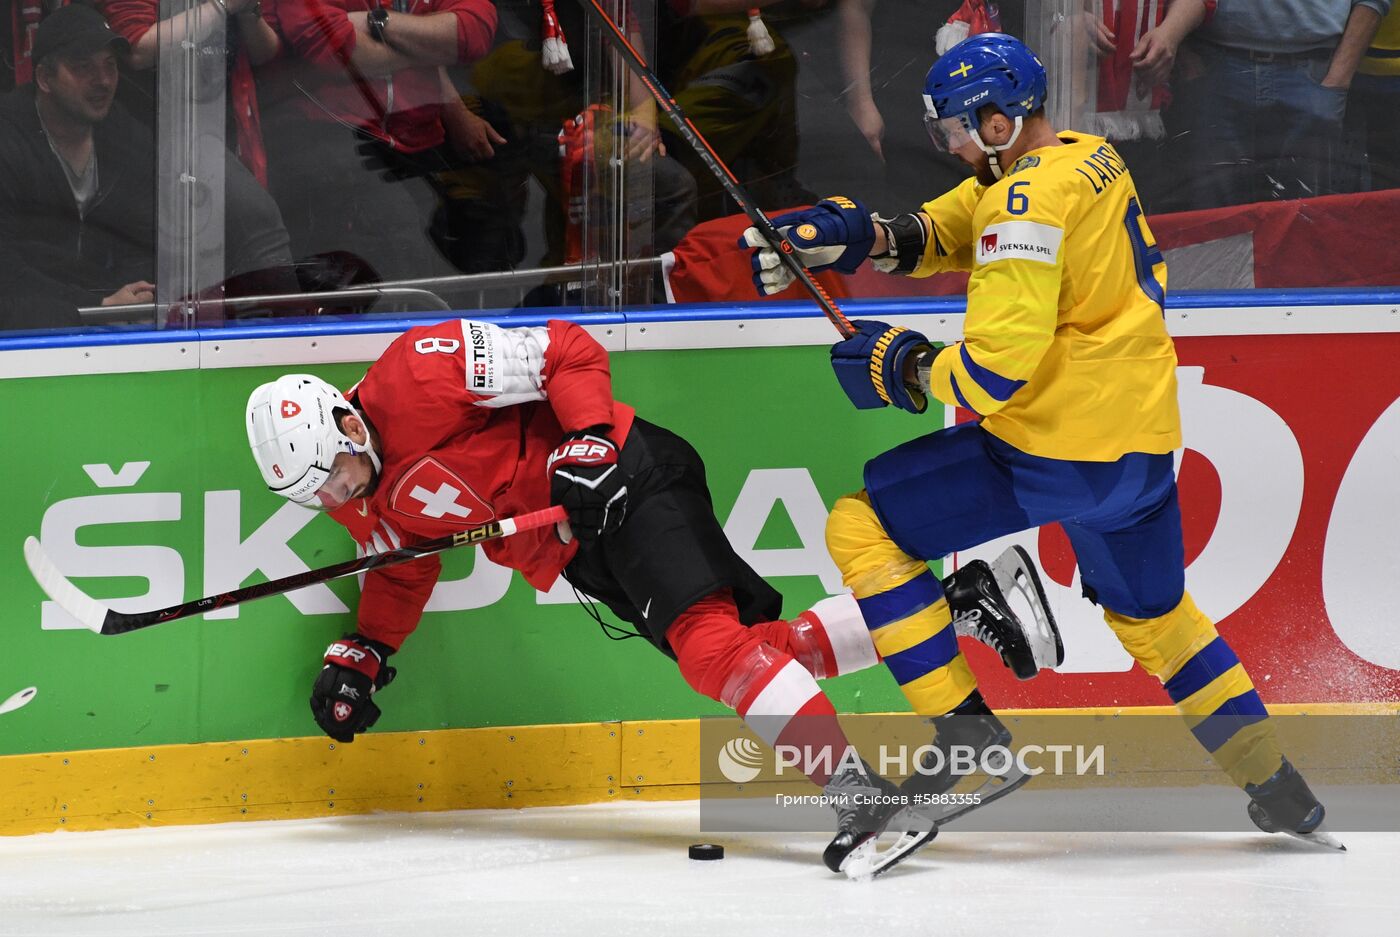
280, 400, 302, 419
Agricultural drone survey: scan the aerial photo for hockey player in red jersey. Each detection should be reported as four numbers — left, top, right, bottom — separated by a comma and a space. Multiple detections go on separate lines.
245, 316, 1052, 876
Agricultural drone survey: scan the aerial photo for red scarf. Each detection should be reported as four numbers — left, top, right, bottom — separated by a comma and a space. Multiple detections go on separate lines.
12, 0, 67, 86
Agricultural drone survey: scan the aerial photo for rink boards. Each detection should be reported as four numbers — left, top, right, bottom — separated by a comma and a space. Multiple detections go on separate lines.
1, 289, 1398, 835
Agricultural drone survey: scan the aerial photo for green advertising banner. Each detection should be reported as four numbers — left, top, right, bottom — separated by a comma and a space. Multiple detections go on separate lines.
0, 344, 934, 758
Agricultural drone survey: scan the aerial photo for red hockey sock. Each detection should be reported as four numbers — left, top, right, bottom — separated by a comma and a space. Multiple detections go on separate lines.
670, 590, 855, 786
748, 593, 880, 680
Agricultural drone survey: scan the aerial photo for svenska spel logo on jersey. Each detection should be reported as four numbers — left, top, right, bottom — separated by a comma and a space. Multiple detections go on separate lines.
976, 221, 1063, 266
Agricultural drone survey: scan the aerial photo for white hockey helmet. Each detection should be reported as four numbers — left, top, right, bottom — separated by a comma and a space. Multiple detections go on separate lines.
245, 374, 379, 510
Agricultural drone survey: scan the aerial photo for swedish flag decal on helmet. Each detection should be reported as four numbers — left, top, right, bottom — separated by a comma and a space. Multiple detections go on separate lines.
922, 33, 1048, 134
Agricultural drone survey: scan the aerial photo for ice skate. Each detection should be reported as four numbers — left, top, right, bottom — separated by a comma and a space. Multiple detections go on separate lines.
945, 545, 1063, 680
1245, 758, 1345, 851
900, 690, 1031, 825
822, 758, 934, 879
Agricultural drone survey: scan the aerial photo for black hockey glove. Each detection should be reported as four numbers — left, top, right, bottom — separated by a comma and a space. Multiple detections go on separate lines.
310, 633, 397, 743
547, 427, 629, 541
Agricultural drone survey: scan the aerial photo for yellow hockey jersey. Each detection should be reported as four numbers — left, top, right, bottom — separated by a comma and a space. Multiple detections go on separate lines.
1359, 5, 1400, 78
914, 133, 1181, 462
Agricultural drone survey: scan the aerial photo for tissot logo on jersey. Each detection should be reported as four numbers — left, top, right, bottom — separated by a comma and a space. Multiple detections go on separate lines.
975, 221, 1063, 266
466, 322, 498, 392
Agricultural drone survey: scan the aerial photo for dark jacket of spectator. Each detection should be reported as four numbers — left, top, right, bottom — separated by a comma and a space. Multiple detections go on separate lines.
0, 83, 155, 321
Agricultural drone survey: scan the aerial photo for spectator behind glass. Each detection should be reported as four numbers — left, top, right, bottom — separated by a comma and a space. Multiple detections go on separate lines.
97, 0, 280, 185
6, 0, 69, 90
0, 5, 155, 329
835, 0, 1026, 212
433, 0, 691, 285
655, 0, 826, 223
1162, 0, 1392, 210
1054, 1, 1216, 213
429, 0, 588, 276
93, 0, 301, 310
1350, 2, 1400, 190
259, 0, 497, 283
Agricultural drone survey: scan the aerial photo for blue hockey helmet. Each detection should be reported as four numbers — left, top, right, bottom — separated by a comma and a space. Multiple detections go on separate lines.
922, 33, 1048, 177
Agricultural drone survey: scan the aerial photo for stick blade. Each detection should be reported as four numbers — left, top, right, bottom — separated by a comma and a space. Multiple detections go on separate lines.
23, 536, 109, 634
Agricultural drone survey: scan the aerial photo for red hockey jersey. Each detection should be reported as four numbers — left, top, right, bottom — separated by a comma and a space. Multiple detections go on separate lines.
328, 318, 635, 649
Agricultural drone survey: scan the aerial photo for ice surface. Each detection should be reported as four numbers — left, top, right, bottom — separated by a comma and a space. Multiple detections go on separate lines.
0, 800, 1393, 937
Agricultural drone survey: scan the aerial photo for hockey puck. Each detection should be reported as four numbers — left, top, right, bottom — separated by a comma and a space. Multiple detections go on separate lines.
688, 843, 724, 861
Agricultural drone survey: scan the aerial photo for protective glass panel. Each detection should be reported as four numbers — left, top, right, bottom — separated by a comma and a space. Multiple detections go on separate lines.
625, 0, 1400, 307
0, 0, 162, 332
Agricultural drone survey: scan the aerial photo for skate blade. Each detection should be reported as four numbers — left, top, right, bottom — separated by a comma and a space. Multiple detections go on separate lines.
841, 769, 1034, 880
1278, 826, 1347, 852
990, 545, 1064, 673
840, 822, 939, 881
914, 764, 1033, 827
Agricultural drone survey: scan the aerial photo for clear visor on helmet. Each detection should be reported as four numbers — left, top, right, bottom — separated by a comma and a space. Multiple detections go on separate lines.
282, 452, 361, 512
923, 112, 975, 153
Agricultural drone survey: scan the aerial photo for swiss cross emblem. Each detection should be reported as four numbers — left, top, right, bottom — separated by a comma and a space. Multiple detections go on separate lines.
390, 457, 494, 524
333, 701, 352, 722
474, 363, 487, 375
280, 400, 301, 418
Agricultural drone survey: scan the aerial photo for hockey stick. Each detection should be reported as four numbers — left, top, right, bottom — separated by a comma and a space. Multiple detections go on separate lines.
23, 505, 567, 637
579, 0, 855, 339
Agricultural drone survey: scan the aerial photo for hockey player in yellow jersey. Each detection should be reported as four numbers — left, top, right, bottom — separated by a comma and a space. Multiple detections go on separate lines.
743, 33, 1339, 854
